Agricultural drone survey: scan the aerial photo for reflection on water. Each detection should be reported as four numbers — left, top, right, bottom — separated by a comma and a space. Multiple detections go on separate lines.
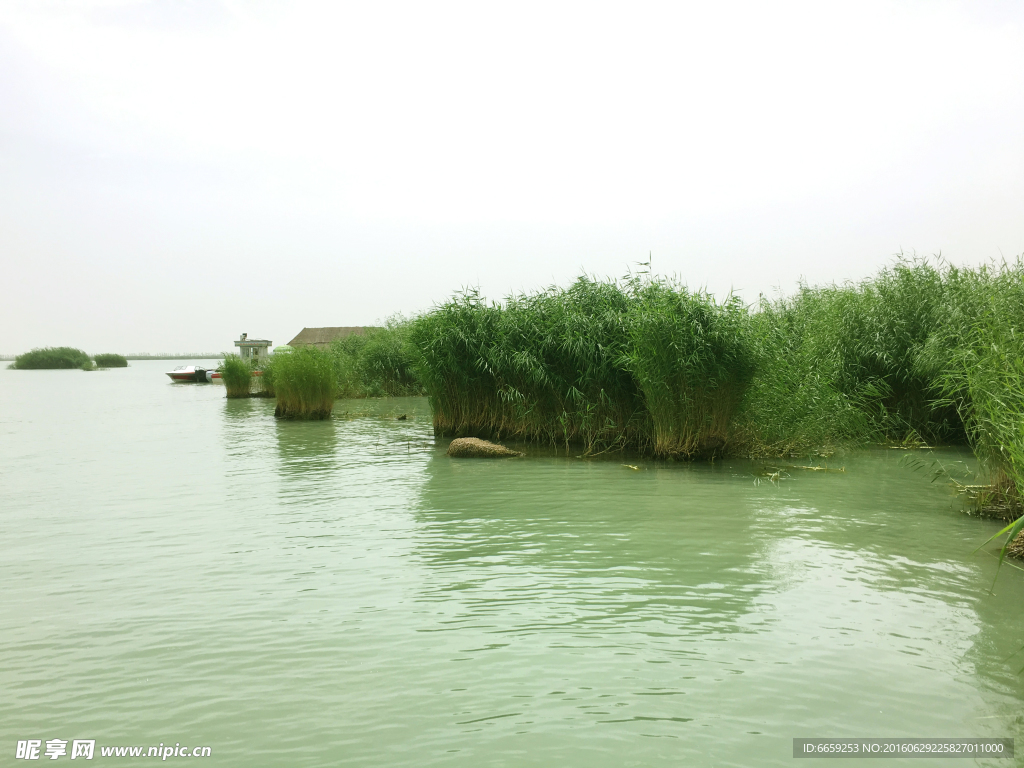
276, 420, 339, 475
1, 363, 1023, 767
413, 454, 765, 637
407, 452, 1024, 760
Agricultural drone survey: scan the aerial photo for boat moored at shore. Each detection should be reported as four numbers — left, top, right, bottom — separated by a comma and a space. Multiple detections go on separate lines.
165, 365, 217, 383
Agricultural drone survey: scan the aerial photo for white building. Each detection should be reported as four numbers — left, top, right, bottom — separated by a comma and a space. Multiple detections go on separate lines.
234, 333, 272, 361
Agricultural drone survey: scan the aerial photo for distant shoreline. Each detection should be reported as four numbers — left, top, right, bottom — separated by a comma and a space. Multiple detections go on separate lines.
0, 353, 225, 361
124, 354, 226, 360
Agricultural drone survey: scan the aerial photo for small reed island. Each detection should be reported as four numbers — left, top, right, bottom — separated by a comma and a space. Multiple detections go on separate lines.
8, 347, 127, 370
148, 257, 1024, 559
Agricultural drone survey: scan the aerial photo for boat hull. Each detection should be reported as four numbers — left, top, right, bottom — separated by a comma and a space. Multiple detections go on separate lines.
166, 366, 213, 383
165, 367, 259, 382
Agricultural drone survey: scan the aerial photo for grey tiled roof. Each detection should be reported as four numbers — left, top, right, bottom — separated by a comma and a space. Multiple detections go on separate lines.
286, 327, 376, 348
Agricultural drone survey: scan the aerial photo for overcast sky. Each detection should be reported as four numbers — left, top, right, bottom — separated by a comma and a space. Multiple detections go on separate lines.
2, 0, 1022, 354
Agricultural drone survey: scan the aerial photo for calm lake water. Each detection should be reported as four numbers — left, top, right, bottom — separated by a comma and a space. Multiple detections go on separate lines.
2, 360, 1024, 766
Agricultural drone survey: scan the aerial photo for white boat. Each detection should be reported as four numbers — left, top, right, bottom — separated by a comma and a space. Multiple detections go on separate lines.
165, 365, 217, 382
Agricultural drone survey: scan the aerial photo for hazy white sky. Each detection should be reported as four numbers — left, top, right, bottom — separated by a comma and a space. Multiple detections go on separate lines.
2, 0, 1022, 353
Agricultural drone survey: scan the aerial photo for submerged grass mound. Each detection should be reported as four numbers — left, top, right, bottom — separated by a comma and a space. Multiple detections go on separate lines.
409, 277, 753, 457
93, 353, 128, 368
10, 347, 91, 369
273, 346, 337, 419
446, 437, 523, 458
220, 354, 253, 398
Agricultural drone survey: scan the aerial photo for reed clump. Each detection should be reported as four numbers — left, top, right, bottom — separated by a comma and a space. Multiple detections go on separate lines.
930, 263, 1024, 536
409, 277, 752, 457
625, 281, 754, 457
10, 347, 91, 369
732, 256, 1024, 554
730, 258, 1024, 456
93, 353, 128, 368
273, 346, 337, 419
330, 320, 425, 398
410, 258, 1024, 466
408, 258, 1024, 555
220, 354, 253, 398
252, 354, 276, 398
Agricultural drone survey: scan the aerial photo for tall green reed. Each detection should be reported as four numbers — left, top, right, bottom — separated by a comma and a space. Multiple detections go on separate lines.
410, 277, 752, 456
624, 280, 754, 457
253, 354, 276, 398
932, 263, 1024, 522
273, 346, 337, 419
220, 354, 253, 398
328, 322, 424, 398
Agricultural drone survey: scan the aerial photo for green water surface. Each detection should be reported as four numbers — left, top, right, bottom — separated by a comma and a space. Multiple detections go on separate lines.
1, 361, 1023, 766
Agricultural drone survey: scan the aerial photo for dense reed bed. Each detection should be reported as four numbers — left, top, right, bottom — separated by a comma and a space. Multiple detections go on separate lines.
9, 347, 91, 369
329, 321, 424, 398
407, 259, 1024, 552
252, 356, 276, 398
734, 260, 1024, 465
929, 264, 1024, 535
627, 281, 754, 456
93, 353, 128, 367
409, 277, 752, 457
724, 258, 1024, 554
220, 354, 253, 398
273, 347, 337, 419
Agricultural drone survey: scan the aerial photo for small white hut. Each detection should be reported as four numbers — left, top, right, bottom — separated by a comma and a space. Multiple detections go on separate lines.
234, 333, 272, 361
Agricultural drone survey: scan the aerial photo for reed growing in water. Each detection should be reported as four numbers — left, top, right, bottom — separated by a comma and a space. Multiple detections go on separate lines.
329, 321, 424, 398
409, 257, 1024, 466
411, 280, 639, 452
404, 257, 1023, 558
928, 263, 1024, 555
220, 354, 253, 398
409, 277, 753, 456
93, 353, 128, 368
730, 259, 1017, 455
273, 346, 337, 419
252, 354, 276, 398
731, 256, 1024, 553
625, 281, 754, 457
10, 347, 91, 369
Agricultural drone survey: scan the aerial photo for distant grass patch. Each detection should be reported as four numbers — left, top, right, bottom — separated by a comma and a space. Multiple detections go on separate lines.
93, 353, 128, 368
10, 347, 91, 369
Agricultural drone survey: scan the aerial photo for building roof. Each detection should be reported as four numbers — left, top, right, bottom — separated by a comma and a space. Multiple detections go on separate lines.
286, 327, 375, 348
